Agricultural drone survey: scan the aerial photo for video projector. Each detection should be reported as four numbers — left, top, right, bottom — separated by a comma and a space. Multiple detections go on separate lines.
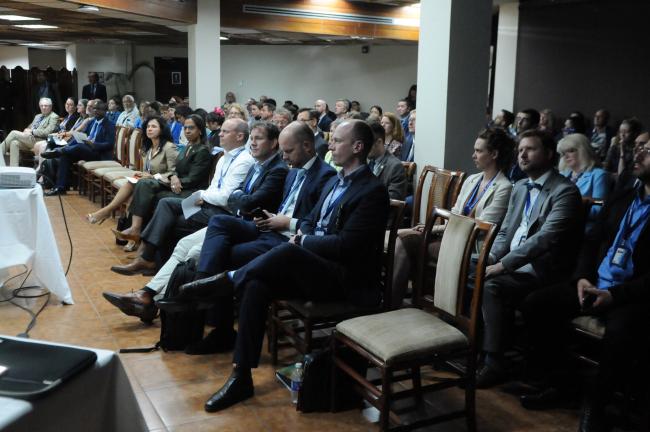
0, 167, 36, 189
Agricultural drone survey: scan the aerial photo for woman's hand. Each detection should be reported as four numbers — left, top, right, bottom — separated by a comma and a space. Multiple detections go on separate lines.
170, 175, 182, 194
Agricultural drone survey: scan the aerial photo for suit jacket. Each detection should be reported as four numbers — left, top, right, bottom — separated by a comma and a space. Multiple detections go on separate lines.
30, 112, 60, 138
574, 179, 650, 307
280, 156, 336, 217
452, 171, 512, 225
373, 152, 407, 200
298, 166, 390, 306
314, 134, 328, 159
227, 152, 288, 215
173, 143, 212, 191
560, 167, 610, 220
400, 135, 414, 162
490, 170, 583, 285
82, 83, 107, 102
144, 140, 178, 178
86, 117, 115, 159
318, 113, 333, 132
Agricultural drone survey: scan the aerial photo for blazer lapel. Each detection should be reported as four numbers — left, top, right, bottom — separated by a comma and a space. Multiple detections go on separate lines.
327, 168, 370, 231
528, 174, 556, 226
505, 184, 527, 245
283, 169, 297, 200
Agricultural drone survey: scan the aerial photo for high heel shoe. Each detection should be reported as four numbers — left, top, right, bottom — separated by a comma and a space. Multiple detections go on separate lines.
86, 213, 107, 225
123, 240, 141, 252
111, 228, 141, 242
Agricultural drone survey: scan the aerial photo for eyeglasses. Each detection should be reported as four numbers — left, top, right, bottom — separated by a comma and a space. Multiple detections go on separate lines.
183, 125, 197, 130
636, 147, 650, 158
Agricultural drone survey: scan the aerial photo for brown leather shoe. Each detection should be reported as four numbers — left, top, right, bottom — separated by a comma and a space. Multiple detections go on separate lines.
102, 289, 158, 323
110, 257, 156, 276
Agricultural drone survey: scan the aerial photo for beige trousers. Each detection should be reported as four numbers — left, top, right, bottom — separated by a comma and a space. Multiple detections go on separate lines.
0, 130, 36, 166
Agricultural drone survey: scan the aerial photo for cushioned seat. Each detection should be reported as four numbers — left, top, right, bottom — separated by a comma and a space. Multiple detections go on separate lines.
92, 166, 129, 177
336, 308, 468, 365
112, 177, 129, 189
572, 315, 605, 338
81, 160, 121, 170
103, 169, 134, 182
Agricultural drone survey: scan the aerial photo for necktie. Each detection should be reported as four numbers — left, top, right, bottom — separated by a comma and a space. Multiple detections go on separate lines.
526, 182, 542, 191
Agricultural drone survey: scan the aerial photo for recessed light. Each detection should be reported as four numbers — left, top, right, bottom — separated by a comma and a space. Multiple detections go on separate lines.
0, 14, 40, 21
220, 36, 229, 40
14, 24, 58, 29
77, 5, 100, 12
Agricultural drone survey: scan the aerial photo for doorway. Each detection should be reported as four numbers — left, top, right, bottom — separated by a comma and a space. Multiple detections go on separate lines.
154, 57, 188, 102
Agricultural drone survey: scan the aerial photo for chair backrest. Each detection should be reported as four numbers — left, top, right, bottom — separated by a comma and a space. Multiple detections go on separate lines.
114, 126, 124, 163
382, 199, 406, 310
440, 168, 466, 210
126, 128, 143, 169
207, 151, 224, 184
411, 166, 464, 226
415, 208, 497, 343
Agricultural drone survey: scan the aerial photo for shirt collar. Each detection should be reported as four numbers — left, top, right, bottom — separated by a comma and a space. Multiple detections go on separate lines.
300, 156, 317, 171
336, 164, 366, 184
255, 151, 278, 168
369, 152, 388, 166
225, 145, 246, 159
529, 169, 552, 187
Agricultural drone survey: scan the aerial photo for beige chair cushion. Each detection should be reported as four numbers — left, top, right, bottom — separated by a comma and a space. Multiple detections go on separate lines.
104, 170, 135, 182
93, 167, 130, 177
336, 308, 467, 365
112, 178, 129, 189
81, 160, 121, 170
572, 316, 605, 338
434, 214, 474, 316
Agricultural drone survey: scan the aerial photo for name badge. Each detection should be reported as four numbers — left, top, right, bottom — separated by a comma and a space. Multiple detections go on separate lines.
314, 223, 325, 237
517, 234, 527, 247
611, 246, 630, 267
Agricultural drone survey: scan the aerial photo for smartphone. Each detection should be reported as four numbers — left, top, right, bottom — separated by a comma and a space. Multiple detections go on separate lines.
250, 207, 268, 219
581, 293, 597, 311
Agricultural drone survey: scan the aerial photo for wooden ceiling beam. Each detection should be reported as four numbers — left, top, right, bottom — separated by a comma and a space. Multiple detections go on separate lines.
62, 0, 197, 24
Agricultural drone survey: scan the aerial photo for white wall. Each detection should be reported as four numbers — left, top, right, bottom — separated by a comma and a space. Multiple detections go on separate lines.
74, 43, 132, 98
28, 48, 66, 70
133, 45, 188, 102
0, 46, 29, 69
220, 45, 418, 113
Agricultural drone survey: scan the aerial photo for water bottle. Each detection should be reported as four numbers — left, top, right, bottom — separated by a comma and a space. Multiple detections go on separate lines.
289, 362, 303, 404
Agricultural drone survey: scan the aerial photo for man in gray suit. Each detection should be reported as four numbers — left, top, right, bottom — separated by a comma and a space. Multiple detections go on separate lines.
477, 129, 583, 388
367, 121, 407, 200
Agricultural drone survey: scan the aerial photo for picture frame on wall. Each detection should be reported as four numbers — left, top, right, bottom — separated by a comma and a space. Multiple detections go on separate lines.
171, 72, 181, 85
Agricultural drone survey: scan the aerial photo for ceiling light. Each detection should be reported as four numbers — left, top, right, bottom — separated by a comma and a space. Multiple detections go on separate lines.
14, 24, 58, 29
77, 5, 100, 12
0, 14, 40, 21
220, 36, 229, 40
20, 42, 45, 47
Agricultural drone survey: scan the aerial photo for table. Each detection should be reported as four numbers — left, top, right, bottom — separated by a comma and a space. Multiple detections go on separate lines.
0, 186, 73, 304
0, 336, 147, 432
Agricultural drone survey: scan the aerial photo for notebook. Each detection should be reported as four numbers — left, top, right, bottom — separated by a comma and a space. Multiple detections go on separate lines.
0, 337, 97, 400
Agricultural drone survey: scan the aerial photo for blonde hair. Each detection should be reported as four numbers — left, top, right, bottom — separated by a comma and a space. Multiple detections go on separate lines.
227, 103, 248, 121
557, 133, 597, 172
381, 112, 404, 143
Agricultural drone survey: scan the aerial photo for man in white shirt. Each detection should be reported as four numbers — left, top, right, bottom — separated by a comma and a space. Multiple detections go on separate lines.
115, 95, 139, 127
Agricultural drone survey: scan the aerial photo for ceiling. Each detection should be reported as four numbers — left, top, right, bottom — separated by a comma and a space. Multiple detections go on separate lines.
0, 0, 422, 49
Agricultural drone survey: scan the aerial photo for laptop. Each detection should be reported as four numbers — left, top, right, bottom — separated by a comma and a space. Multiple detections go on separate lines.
0, 337, 97, 400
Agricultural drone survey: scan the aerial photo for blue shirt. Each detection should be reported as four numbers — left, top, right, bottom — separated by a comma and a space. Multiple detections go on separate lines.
314, 165, 365, 235
170, 121, 183, 144
106, 110, 121, 125
597, 186, 650, 289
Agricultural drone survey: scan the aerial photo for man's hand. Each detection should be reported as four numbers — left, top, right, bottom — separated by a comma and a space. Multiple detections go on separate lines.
288, 234, 302, 245
485, 262, 505, 278
170, 175, 182, 194
582, 286, 613, 309
195, 199, 203, 206
576, 278, 596, 305
255, 211, 290, 232
23, 128, 31, 134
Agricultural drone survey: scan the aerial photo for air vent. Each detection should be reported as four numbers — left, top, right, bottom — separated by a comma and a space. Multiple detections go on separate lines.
243, 4, 397, 26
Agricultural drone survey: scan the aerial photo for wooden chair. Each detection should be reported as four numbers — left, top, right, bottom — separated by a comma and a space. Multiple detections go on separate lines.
100, 130, 144, 207
331, 208, 497, 431
78, 125, 130, 196
401, 161, 417, 198
268, 199, 406, 365
411, 166, 465, 227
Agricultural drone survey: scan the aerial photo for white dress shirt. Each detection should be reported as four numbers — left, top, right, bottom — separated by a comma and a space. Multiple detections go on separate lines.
116, 107, 139, 127
200, 146, 254, 211
278, 156, 317, 237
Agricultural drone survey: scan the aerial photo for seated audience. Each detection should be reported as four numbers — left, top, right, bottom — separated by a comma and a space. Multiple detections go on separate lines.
259, 102, 275, 122
334, 99, 351, 119
562, 111, 588, 137
604, 117, 642, 179
392, 128, 514, 306
405, 84, 417, 109
112, 114, 213, 245
0, 97, 59, 166
227, 103, 248, 122
521, 141, 650, 431
207, 111, 225, 149
323, 118, 344, 171
222, 91, 236, 110
380, 112, 405, 159
171, 120, 388, 412
401, 109, 416, 162
396, 98, 411, 142
557, 133, 610, 227
492, 109, 515, 133
33, 97, 79, 171
247, 101, 261, 127
478, 129, 583, 388
86, 116, 178, 233
369, 105, 382, 118
367, 121, 407, 200
314, 99, 334, 132
538, 108, 557, 135
514, 108, 540, 136
106, 97, 122, 125
171, 105, 193, 147
43, 101, 115, 196
272, 108, 292, 131
116, 95, 139, 128
297, 108, 327, 159
134, 102, 161, 129
590, 109, 614, 161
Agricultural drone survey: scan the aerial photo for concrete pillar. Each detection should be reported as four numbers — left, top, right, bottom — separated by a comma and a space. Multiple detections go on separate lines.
492, 2, 519, 114
65, 44, 77, 71
414, 0, 492, 180
188, 0, 220, 109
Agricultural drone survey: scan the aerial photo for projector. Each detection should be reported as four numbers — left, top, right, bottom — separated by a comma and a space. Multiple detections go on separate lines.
0, 167, 36, 189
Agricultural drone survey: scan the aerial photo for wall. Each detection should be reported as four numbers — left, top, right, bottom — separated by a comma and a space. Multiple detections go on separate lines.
514, 0, 650, 126
133, 45, 188, 102
28, 48, 66, 70
73, 43, 133, 99
0, 46, 29, 69
220, 44, 418, 113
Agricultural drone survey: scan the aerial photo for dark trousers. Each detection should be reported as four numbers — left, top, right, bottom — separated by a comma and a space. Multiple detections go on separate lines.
224, 243, 344, 368
197, 215, 288, 276
140, 197, 227, 262
481, 272, 541, 353
56, 142, 100, 189
129, 178, 192, 218
521, 283, 649, 403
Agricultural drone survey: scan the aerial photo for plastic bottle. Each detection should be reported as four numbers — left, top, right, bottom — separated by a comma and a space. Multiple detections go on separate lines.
289, 362, 304, 404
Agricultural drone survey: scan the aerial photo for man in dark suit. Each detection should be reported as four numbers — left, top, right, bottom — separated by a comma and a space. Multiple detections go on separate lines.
44, 101, 114, 196
314, 99, 334, 132
297, 108, 328, 159
520, 142, 650, 431
178, 120, 389, 412
367, 120, 407, 200
163, 121, 336, 353
110, 119, 287, 276
477, 129, 583, 388
81, 72, 107, 102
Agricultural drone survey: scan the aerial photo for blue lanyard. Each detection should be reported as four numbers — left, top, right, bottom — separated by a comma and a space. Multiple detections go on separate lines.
523, 184, 542, 220
88, 120, 99, 140
463, 174, 497, 216
318, 182, 346, 225
278, 171, 306, 214
244, 166, 260, 193
218, 147, 245, 188
620, 195, 650, 242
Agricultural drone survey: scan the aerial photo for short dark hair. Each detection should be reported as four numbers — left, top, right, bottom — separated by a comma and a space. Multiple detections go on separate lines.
141, 116, 174, 152
367, 120, 385, 142
621, 117, 643, 139
175, 105, 192, 120
369, 105, 383, 116
95, 101, 107, 111
251, 121, 280, 141
346, 120, 374, 160
185, 114, 207, 144
297, 107, 318, 121
501, 109, 514, 126
266, 98, 277, 108
193, 108, 208, 123
206, 111, 225, 126
519, 129, 557, 163
520, 108, 540, 128
336, 99, 351, 112
477, 127, 515, 172
262, 102, 276, 113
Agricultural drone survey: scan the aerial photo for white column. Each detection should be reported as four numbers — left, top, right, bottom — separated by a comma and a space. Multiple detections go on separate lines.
492, 2, 519, 114
65, 44, 77, 71
188, 0, 220, 109
414, 0, 492, 178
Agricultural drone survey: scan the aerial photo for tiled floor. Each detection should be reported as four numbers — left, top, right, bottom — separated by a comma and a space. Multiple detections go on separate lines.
0, 193, 582, 431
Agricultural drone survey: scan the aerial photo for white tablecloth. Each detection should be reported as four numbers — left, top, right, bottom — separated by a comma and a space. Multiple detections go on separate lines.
0, 336, 147, 432
0, 186, 73, 304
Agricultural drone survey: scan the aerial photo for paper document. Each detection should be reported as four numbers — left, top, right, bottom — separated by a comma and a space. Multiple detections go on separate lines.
53, 136, 68, 146
71, 131, 89, 143
153, 173, 164, 181
126, 177, 139, 184
181, 190, 203, 220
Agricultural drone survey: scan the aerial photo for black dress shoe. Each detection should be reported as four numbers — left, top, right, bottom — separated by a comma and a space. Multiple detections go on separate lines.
476, 364, 508, 389
41, 149, 61, 159
45, 187, 67, 196
179, 272, 234, 299
102, 291, 158, 323
520, 387, 578, 410
185, 328, 237, 355
205, 370, 254, 412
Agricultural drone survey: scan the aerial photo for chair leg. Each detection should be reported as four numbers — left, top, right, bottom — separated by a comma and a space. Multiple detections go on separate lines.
270, 305, 278, 365
380, 367, 392, 431
465, 352, 478, 432
411, 366, 422, 404
304, 318, 313, 355
330, 336, 339, 412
